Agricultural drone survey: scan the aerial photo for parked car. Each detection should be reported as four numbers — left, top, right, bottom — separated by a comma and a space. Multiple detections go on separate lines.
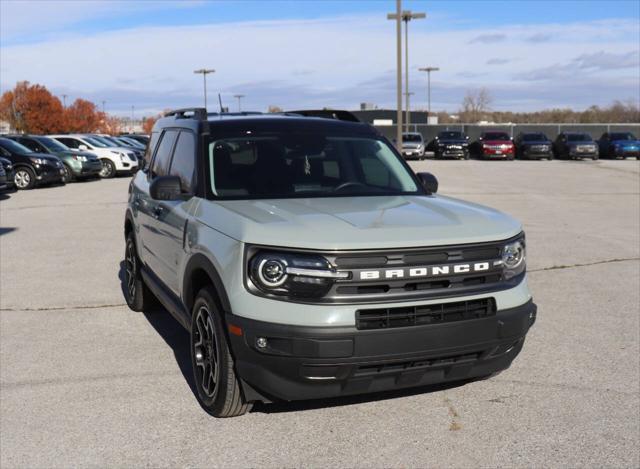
553, 132, 598, 160
120, 134, 150, 146
597, 132, 640, 159
7, 135, 102, 183
472, 131, 515, 160
124, 108, 536, 417
115, 136, 147, 150
91, 135, 145, 161
400, 132, 426, 160
0, 137, 65, 189
0, 156, 15, 192
514, 132, 553, 160
431, 130, 470, 159
48, 134, 138, 178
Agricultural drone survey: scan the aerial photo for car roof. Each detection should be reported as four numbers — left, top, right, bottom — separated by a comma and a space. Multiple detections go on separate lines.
155, 113, 377, 137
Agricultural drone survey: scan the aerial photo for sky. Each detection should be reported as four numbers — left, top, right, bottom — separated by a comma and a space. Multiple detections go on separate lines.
1, 0, 639, 117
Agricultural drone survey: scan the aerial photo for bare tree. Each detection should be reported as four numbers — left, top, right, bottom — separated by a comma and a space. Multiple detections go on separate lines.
459, 88, 493, 123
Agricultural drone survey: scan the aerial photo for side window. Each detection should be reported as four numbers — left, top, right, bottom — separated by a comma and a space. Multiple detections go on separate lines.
150, 130, 178, 178
59, 138, 80, 149
20, 139, 44, 153
169, 131, 196, 193
144, 131, 160, 169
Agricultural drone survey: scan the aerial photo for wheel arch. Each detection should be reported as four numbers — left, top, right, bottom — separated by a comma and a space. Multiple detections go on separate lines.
183, 253, 232, 317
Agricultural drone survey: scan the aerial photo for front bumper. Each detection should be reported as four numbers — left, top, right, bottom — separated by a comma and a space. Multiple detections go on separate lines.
228, 299, 536, 402
401, 149, 424, 158
613, 148, 640, 158
522, 149, 552, 159
77, 161, 103, 176
34, 163, 65, 183
436, 147, 468, 159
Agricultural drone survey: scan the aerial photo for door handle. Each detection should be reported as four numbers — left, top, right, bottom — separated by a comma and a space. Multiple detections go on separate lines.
152, 206, 164, 219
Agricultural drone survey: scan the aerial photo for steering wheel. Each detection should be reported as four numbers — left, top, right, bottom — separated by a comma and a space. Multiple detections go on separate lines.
334, 181, 367, 192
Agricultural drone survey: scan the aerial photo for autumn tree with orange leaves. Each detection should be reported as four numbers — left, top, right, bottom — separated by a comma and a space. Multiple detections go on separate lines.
0, 81, 66, 134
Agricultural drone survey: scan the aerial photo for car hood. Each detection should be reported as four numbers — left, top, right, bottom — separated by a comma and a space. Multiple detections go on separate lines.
196, 195, 522, 250
611, 139, 640, 146
482, 140, 513, 145
402, 142, 423, 148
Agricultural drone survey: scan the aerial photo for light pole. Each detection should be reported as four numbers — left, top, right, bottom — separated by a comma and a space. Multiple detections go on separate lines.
387, 1, 404, 150
406, 92, 415, 131
62, 94, 67, 108
419, 67, 440, 116
131, 105, 135, 132
194, 68, 215, 110
233, 94, 245, 112
101, 100, 106, 114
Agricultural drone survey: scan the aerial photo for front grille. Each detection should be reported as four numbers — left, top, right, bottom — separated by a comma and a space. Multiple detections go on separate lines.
356, 298, 496, 330
529, 145, 549, 152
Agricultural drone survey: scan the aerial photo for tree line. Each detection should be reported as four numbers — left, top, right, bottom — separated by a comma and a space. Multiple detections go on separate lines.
442, 88, 640, 124
0, 81, 136, 135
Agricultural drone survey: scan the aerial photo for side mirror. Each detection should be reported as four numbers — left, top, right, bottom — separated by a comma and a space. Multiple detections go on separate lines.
149, 175, 182, 200
417, 172, 438, 194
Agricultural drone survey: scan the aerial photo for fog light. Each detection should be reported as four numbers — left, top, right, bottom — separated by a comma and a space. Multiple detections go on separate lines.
256, 337, 268, 349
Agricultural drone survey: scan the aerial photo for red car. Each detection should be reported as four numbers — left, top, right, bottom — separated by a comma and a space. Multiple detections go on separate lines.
473, 131, 515, 160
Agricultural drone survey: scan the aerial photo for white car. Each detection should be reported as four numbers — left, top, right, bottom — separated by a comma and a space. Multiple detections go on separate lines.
48, 134, 138, 178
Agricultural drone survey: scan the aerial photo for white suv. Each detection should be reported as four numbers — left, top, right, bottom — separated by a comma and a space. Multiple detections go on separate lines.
48, 134, 138, 178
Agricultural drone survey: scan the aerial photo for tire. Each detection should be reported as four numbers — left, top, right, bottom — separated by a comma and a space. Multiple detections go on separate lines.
191, 286, 252, 418
62, 165, 75, 183
124, 232, 156, 312
14, 167, 36, 190
99, 159, 116, 178
592, 155, 599, 161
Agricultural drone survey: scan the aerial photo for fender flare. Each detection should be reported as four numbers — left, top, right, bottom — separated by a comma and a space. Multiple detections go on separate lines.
182, 253, 232, 315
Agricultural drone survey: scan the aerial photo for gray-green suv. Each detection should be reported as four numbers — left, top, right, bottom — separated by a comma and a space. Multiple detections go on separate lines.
124, 108, 536, 417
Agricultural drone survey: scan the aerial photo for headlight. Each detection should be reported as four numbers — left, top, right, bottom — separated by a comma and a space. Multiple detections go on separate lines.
501, 237, 526, 279
248, 251, 348, 299
73, 155, 88, 162
29, 157, 46, 165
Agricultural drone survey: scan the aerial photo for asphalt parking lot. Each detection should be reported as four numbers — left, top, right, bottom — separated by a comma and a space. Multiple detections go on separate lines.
1, 159, 639, 468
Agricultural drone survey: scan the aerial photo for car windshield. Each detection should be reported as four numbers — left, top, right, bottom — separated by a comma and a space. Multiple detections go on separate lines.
119, 137, 144, 148
483, 132, 510, 140
0, 138, 34, 154
522, 133, 547, 142
567, 134, 592, 142
36, 137, 69, 152
610, 133, 635, 140
402, 134, 422, 142
91, 136, 117, 147
208, 134, 421, 199
438, 131, 464, 139
83, 137, 108, 148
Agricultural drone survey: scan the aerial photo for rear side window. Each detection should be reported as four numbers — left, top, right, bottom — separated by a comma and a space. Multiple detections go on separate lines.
169, 131, 196, 193
151, 130, 178, 178
144, 131, 160, 168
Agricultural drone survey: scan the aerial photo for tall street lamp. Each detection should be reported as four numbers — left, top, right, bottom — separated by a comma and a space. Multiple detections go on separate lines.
194, 68, 215, 110
101, 100, 106, 114
233, 94, 245, 112
390, 10, 426, 132
406, 92, 415, 131
419, 67, 440, 116
387, 0, 403, 150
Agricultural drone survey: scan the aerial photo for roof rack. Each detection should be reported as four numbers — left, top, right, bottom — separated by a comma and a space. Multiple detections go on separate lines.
285, 110, 360, 122
164, 108, 208, 120
206, 111, 263, 117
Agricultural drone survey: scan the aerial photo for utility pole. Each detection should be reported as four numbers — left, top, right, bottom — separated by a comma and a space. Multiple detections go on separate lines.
387, 1, 403, 150
194, 68, 215, 110
101, 100, 106, 114
62, 94, 67, 108
233, 94, 245, 112
406, 92, 415, 131
419, 67, 440, 116
131, 105, 135, 132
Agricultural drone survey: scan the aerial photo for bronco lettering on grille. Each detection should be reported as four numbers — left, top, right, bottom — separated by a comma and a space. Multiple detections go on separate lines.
358, 261, 495, 281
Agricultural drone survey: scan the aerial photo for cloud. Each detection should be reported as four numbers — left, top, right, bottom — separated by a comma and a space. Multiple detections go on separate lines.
524, 33, 552, 42
486, 58, 513, 65
468, 33, 507, 44
515, 50, 640, 81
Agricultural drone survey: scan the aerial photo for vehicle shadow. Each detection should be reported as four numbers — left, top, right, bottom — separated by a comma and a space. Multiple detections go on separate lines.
117, 261, 473, 415
0, 227, 17, 236
118, 260, 198, 397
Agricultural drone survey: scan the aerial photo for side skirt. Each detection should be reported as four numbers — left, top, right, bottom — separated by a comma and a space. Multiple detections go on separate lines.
141, 266, 191, 330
